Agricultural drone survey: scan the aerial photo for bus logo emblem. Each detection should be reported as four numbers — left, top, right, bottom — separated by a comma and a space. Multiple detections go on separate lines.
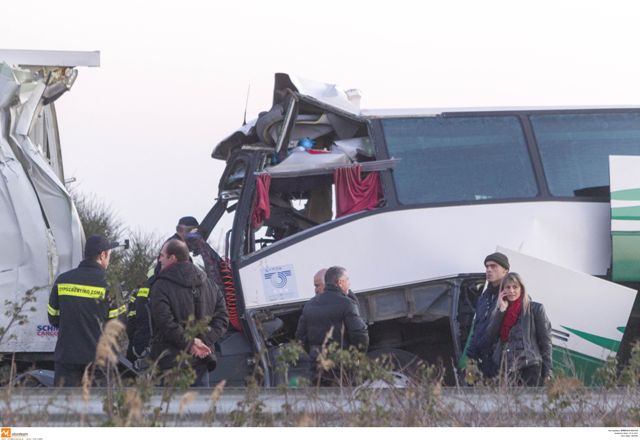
262, 265, 298, 302
264, 270, 292, 288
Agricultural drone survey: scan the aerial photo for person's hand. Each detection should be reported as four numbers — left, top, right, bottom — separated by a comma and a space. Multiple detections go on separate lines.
191, 338, 211, 358
497, 288, 509, 312
189, 337, 212, 359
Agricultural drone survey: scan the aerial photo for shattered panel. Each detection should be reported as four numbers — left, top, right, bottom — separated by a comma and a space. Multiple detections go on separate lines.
0, 60, 84, 353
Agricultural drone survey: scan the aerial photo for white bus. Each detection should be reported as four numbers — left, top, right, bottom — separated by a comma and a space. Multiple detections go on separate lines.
202, 74, 639, 386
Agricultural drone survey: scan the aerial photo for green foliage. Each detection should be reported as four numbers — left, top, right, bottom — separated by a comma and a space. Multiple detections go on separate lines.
462, 358, 483, 386
229, 353, 270, 427
275, 340, 306, 390
0, 287, 41, 384
120, 230, 161, 290
275, 341, 305, 374
592, 355, 619, 388
72, 190, 124, 242
543, 371, 587, 425
161, 352, 197, 391
619, 340, 640, 385
71, 190, 161, 295
0, 287, 39, 348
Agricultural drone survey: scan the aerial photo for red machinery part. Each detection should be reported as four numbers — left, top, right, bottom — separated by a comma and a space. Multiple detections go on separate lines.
220, 258, 242, 331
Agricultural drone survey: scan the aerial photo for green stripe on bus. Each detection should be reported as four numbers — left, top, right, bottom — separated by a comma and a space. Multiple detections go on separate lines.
612, 233, 640, 281
561, 326, 621, 352
611, 206, 640, 220
611, 188, 640, 201
552, 346, 605, 385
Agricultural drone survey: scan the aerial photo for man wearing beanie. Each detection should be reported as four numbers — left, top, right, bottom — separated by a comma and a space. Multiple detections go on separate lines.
466, 251, 510, 378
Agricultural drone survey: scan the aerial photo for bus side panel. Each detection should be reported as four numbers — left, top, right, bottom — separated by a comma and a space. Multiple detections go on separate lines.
238, 201, 611, 309
499, 247, 635, 377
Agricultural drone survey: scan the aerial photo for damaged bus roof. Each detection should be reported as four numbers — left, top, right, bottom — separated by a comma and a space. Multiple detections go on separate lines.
213, 73, 640, 160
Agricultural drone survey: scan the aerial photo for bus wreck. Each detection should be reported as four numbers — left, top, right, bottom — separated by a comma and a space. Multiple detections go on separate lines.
0, 50, 98, 359
202, 73, 639, 386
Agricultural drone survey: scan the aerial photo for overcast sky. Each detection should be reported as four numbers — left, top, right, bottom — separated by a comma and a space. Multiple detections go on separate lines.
3, 0, 640, 241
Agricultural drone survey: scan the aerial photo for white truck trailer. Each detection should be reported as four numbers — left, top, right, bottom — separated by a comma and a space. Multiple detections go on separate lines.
0, 49, 99, 363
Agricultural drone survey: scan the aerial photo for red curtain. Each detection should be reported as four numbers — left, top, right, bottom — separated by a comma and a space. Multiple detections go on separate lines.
251, 174, 271, 229
334, 165, 382, 218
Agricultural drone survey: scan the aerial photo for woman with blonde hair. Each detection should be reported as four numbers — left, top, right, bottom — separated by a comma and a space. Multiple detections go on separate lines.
485, 272, 553, 386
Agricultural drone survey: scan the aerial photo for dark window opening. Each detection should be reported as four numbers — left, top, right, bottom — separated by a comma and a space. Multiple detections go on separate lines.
531, 112, 640, 197
382, 116, 538, 204
242, 109, 374, 256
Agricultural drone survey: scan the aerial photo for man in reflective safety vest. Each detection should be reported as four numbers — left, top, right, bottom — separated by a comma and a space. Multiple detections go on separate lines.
48, 235, 125, 386
126, 275, 155, 367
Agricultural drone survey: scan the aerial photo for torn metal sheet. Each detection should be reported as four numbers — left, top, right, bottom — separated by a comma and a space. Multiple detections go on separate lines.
0, 49, 99, 67
332, 137, 374, 160
287, 74, 361, 115
497, 246, 636, 377
264, 149, 352, 176
213, 74, 363, 160
0, 52, 98, 353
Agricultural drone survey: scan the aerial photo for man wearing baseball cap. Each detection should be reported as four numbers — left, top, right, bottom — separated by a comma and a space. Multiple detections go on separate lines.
170, 216, 200, 242
465, 251, 510, 378
48, 235, 126, 386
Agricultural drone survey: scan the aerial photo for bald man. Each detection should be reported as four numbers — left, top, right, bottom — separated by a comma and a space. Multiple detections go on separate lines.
314, 268, 327, 295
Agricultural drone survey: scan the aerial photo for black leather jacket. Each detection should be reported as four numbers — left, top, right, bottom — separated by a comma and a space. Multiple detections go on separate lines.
486, 300, 553, 379
150, 262, 228, 370
295, 285, 369, 353
467, 283, 500, 360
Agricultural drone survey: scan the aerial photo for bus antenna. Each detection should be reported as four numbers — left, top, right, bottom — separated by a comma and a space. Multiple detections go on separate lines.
243, 83, 251, 125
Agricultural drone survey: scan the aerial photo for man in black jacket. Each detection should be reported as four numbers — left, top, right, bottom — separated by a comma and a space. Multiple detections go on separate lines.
465, 252, 510, 377
153, 216, 200, 276
150, 239, 228, 387
296, 266, 369, 356
126, 275, 155, 367
48, 235, 125, 386
167, 216, 200, 243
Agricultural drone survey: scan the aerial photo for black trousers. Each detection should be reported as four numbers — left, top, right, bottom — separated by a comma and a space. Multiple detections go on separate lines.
54, 362, 87, 387
54, 362, 107, 387
192, 362, 210, 387
518, 363, 542, 386
159, 362, 211, 387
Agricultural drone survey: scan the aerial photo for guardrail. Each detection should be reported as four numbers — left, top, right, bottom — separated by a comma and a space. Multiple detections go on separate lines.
1, 386, 637, 426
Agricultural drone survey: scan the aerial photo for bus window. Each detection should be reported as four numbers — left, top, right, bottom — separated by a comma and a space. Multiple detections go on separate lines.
531, 112, 640, 198
249, 176, 334, 253
381, 116, 537, 204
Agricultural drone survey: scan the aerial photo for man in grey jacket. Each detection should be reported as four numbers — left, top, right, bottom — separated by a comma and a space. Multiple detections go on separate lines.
296, 266, 369, 356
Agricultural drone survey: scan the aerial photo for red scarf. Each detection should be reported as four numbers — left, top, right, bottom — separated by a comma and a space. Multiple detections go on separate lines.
500, 295, 523, 342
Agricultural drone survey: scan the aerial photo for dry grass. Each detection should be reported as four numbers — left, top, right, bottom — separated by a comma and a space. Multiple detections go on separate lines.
2, 306, 639, 427
95, 320, 126, 368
